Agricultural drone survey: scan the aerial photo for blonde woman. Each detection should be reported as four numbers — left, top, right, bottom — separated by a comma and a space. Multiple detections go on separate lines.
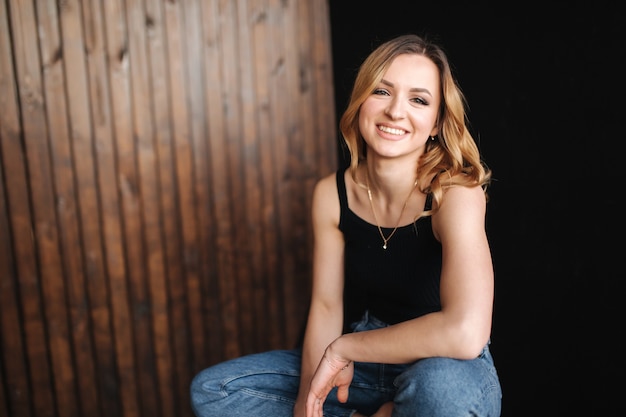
191, 34, 502, 417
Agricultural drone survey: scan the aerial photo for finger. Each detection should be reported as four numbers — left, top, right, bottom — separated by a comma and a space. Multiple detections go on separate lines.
305, 396, 313, 417
316, 398, 323, 417
306, 394, 323, 417
336, 384, 349, 403
308, 398, 321, 417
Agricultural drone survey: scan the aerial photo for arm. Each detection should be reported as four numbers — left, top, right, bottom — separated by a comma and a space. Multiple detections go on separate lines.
324, 184, 494, 364
294, 174, 346, 417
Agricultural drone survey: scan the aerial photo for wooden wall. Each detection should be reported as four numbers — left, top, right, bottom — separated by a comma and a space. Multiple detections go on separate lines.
0, 1, 337, 416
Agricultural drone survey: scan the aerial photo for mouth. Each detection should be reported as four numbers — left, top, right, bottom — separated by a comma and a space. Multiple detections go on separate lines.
377, 125, 407, 136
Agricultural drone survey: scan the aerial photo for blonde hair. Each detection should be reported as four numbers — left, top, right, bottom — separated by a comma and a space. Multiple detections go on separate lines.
339, 34, 491, 216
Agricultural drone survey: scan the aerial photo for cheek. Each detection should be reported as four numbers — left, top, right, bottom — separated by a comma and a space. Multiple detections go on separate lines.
417, 112, 439, 131
358, 102, 375, 129
358, 113, 369, 140
358, 99, 376, 119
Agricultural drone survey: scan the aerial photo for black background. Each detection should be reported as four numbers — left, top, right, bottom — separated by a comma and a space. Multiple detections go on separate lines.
329, 2, 624, 416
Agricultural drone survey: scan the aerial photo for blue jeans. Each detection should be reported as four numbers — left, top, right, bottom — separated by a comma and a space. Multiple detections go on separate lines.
190, 312, 502, 417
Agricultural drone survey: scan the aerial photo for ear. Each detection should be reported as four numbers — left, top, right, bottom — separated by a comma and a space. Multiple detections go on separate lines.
430, 118, 439, 137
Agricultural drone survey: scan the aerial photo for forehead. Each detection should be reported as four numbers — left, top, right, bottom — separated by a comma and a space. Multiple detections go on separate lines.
382, 54, 440, 91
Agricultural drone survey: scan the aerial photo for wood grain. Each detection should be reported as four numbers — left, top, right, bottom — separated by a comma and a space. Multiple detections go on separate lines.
0, 1, 336, 416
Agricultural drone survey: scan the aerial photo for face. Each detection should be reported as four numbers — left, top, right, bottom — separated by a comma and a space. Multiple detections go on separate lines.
358, 53, 441, 160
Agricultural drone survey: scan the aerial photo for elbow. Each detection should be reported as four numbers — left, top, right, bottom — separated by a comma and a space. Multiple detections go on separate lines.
445, 318, 491, 360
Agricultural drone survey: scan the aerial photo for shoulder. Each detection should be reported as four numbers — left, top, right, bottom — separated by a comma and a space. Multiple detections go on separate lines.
313, 171, 340, 201
439, 184, 487, 211
312, 171, 341, 226
432, 184, 487, 241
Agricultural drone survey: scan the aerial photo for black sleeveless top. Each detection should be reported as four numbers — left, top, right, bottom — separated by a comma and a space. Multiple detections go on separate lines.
337, 169, 442, 331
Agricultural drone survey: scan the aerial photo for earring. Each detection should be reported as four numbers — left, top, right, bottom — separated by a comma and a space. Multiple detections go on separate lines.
430, 135, 437, 141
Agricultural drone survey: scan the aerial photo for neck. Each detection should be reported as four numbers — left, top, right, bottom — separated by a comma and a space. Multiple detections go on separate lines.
363, 164, 419, 202
365, 169, 418, 249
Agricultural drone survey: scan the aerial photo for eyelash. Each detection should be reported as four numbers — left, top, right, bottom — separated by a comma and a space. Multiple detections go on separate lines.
372, 88, 429, 106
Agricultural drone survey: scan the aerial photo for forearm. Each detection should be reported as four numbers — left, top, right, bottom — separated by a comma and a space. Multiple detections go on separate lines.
327, 310, 491, 365
298, 303, 343, 394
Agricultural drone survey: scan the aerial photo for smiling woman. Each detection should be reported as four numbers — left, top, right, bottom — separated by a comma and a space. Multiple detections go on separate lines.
330, 3, 625, 416
190, 33, 501, 417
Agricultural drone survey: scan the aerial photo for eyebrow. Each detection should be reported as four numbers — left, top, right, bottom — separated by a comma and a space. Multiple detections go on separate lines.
381, 79, 433, 97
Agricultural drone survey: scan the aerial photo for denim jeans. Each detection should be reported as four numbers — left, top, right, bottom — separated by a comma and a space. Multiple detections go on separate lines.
190, 311, 502, 417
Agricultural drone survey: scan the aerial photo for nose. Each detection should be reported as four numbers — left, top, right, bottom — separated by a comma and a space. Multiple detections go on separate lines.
384, 96, 405, 119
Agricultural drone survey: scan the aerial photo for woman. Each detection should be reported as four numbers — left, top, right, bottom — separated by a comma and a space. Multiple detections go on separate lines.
191, 33, 502, 417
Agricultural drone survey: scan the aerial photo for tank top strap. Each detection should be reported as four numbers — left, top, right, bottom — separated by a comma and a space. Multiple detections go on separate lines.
424, 192, 433, 211
423, 171, 443, 212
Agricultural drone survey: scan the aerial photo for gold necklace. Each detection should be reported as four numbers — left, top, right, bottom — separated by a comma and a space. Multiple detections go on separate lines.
366, 174, 418, 250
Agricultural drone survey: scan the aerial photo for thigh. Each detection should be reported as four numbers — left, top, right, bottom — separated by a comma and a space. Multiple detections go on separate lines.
190, 349, 302, 417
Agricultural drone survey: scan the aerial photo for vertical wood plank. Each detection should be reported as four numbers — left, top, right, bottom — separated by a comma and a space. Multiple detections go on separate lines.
198, 0, 235, 365
249, 0, 284, 351
0, 2, 32, 415
234, 0, 267, 355
278, 0, 311, 346
0, 181, 29, 414
265, 0, 300, 347
6, 1, 60, 415
38, 1, 104, 416
30, 2, 80, 409
143, 0, 178, 415
123, 0, 164, 415
161, 0, 197, 402
80, 1, 127, 415
177, 0, 213, 371
184, 0, 223, 368
294, 0, 317, 315
214, 0, 246, 359
312, 0, 337, 176
0, 136, 31, 417
101, 0, 142, 416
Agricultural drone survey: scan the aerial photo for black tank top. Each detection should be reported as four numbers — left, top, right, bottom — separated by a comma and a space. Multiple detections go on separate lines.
337, 169, 442, 330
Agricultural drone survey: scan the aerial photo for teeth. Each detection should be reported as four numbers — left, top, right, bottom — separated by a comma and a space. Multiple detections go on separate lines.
378, 125, 405, 135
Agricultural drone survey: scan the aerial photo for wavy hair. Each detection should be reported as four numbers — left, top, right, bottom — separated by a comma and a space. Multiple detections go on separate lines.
339, 34, 491, 216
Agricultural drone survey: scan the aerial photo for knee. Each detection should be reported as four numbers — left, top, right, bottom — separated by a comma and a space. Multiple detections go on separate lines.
393, 358, 501, 417
190, 367, 225, 415
190, 368, 206, 390
394, 360, 459, 411
190, 368, 216, 395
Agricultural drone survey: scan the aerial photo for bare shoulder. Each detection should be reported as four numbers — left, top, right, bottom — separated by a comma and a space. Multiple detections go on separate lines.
312, 172, 340, 225
439, 184, 487, 211
313, 172, 338, 196
432, 184, 487, 240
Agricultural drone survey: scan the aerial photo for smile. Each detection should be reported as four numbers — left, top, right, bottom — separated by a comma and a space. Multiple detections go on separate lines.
378, 125, 406, 135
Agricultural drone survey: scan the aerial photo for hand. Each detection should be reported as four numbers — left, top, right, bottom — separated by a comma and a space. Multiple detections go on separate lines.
305, 355, 353, 417
293, 396, 306, 417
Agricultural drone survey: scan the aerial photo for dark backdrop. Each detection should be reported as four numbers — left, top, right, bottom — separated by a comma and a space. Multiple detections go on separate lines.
329, 3, 624, 416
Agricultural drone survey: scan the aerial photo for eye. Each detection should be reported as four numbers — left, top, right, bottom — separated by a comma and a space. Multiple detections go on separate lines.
411, 96, 429, 105
372, 88, 390, 96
